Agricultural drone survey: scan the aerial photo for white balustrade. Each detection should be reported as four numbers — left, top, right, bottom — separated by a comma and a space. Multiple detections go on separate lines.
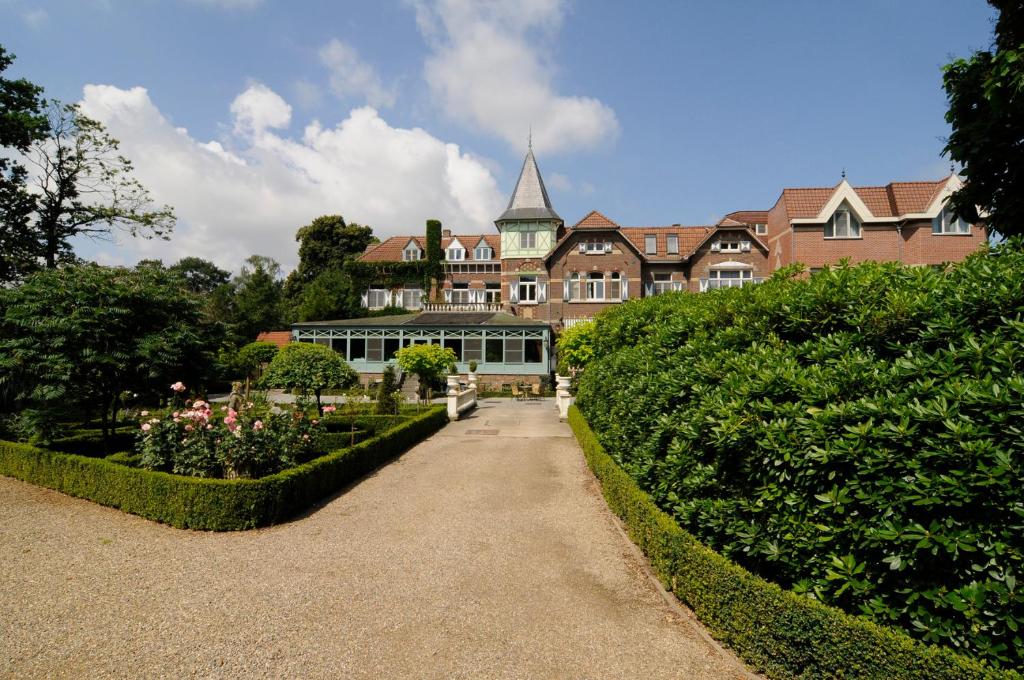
447, 374, 478, 420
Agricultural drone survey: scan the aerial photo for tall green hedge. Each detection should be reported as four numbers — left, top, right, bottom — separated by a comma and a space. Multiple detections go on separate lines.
0, 406, 447, 530
568, 406, 1012, 679
577, 247, 1024, 668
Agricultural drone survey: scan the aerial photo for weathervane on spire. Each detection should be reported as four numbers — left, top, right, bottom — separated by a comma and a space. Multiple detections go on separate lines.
841, 167, 846, 180
528, 124, 532, 150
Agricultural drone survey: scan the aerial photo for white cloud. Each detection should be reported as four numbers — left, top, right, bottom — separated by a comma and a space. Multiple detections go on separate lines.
76, 83, 504, 272
292, 79, 323, 110
319, 38, 396, 109
23, 7, 47, 28
413, 0, 619, 153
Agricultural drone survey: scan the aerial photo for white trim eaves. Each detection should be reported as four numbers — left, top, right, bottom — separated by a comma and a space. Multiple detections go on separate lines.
791, 180, 889, 224
901, 175, 964, 220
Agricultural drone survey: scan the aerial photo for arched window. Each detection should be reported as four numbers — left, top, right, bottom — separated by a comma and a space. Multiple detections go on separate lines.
586, 272, 604, 301
608, 272, 621, 300
933, 205, 971, 234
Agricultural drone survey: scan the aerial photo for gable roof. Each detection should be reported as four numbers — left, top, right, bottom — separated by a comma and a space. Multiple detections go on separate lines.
719, 210, 769, 226
572, 210, 620, 229
497, 147, 561, 222
620, 226, 711, 260
360, 234, 501, 262
783, 177, 953, 222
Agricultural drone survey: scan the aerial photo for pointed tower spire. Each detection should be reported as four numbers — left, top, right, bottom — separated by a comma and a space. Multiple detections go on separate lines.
497, 145, 561, 222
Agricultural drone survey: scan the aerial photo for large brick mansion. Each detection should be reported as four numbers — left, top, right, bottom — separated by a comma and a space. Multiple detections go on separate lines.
292, 146, 986, 380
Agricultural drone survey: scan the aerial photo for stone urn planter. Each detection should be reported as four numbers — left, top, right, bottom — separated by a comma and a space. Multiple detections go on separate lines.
555, 374, 574, 421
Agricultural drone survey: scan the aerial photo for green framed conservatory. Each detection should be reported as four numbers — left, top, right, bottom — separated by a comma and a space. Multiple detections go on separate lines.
292, 311, 553, 376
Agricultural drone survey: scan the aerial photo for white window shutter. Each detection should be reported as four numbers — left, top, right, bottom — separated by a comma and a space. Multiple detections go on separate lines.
563, 277, 571, 301
741, 241, 751, 252
443, 289, 452, 303
539, 282, 547, 303
672, 281, 683, 291
621, 279, 629, 300
711, 242, 721, 252
385, 291, 393, 307
509, 282, 518, 304
604, 241, 612, 253
645, 283, 653, 297
360, 292, 368, 308
579, 242, 586, 254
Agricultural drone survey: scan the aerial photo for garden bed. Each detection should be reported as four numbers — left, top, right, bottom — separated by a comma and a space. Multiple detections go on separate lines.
0, 405, 447, 531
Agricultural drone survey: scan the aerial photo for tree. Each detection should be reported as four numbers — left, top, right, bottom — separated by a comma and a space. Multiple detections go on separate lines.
556, 320, 597, 372
261, 342, 357, 416
284, 215, 377, 318
235, 341, 279, 380
943, 1, 1024, 237
425, 219, 443, 301
168, 257, 231, 294
0, 264, 217, 443
294, 267, 356, 322
375, 364, 401, 415
232, 255, 285, 342
0, 45, 49, 284
395, 343, 456, 401
25, 101, 175, 268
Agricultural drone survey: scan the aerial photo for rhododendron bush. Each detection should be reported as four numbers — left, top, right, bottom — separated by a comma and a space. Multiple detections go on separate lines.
138, 395, 322, 479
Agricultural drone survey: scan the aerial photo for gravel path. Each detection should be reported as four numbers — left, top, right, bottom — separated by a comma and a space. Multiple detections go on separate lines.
0, 398, 754, 679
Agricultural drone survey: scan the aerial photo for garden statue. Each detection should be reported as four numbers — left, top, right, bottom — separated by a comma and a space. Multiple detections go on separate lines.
227, 382, 244, 413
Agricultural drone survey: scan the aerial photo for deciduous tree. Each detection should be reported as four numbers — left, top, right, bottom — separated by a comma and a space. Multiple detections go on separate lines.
261, 342, 357, 415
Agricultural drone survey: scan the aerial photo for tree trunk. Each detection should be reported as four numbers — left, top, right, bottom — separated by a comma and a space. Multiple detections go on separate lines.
314, 389, 323, 417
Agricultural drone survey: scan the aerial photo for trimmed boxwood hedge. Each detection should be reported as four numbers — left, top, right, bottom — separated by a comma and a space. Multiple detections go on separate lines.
0, 406, 447, 531
568, 405, 1016, 680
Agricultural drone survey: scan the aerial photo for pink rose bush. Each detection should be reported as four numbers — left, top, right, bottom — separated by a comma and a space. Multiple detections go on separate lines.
137, 384, 322, 479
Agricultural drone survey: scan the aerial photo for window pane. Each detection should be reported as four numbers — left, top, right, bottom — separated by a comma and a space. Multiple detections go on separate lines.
384, 338, 401, 361
608, 277, 621, 300
443, 338, 463, 362
824, 217, 835, 238
331, 338, 347, 355
504, 338, 524, 363
366, 338, 383, 362
463, 338, 483, 362
645, 235, 657, 254
667, 235, 678, 254
525, 339, 543, 363
349, 338, 366, 360
486, 338, 503, 363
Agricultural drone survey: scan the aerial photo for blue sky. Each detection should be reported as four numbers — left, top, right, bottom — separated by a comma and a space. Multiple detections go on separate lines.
0, 0, 998, 271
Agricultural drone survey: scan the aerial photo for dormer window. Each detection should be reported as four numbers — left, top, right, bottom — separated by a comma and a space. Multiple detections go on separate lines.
645, 235, 657, 254
403, 241, 422, 261
755, 223, 768, 236
824, 205, 861, 239
579, 239, 612, 254
933, 205, 971, 235
474, 240, 493, 260
446, 239, 465, 260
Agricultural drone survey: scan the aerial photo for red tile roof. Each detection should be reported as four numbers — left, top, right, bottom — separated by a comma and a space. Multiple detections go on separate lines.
572, 210, 620, 229
360, 234, 501, 262
782, 179, 949, 220
719, 210, 769, 226
620, 226, 713, 259
255, 331, 292, 348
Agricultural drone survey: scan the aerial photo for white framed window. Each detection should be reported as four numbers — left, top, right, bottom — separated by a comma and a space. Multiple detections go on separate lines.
580, 240, 611, 254
446, 246, 465, 260
586, 272, 605, 301
608, 272, 621, 300
932, 206, 971, 235
651, 273, 673, 295
755, 223, 768, 236
720, 237, 741, 252
825, 206, 861, 238
401, 288, 424, 309
403, 244, 422, 261
519, 231, 537, 249
367, 287, 387, 309
645, 234, 657, 254
705, 269, 753, 290
474, 241, 493, 259
568, 272, 581, 301
450, 283, 471, 303
518, 275, 537, 303
484, 282, 501, 303
666, 234, 679, 255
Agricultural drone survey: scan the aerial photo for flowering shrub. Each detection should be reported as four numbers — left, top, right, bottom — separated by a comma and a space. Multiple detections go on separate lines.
137, 394, 323, 479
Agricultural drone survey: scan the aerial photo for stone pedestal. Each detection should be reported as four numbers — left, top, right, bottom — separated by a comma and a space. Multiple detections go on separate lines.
555, 374, 574, 421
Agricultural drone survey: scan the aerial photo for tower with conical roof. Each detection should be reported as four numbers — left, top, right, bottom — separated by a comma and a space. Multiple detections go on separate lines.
496, 142, 562, 312
495, 143, 562, 260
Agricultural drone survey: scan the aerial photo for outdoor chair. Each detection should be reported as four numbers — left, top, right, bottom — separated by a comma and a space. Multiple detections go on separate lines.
530, 383, 542, 400
511, 384, 523, 401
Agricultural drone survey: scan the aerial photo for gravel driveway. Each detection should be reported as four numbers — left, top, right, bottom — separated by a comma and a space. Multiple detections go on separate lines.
0, 398, 754, 679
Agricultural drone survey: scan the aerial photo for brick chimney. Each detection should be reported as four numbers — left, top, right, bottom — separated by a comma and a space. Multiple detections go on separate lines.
442, 228, 452, 238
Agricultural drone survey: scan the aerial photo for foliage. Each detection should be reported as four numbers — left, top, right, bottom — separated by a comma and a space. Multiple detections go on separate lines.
395, 343, 457, 399
232, 255, 285, 341
425, 219, 443, 298
261, 342, 357, 415
235, 341, 279, 378
942, 1, 1024, 237
0, 45, 49, 284
25, 101, 175, 268
577, 248, 1024, 668
568, 406, 1011, 680
168, 256, 231, 294
556, 320, 597, 371
0, 406, 448, 530
342, 259, 430, 315
0, 264, 218, 442
375, 364, 402, 415
294, 267, 353, 321
137, 398, 319, 479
